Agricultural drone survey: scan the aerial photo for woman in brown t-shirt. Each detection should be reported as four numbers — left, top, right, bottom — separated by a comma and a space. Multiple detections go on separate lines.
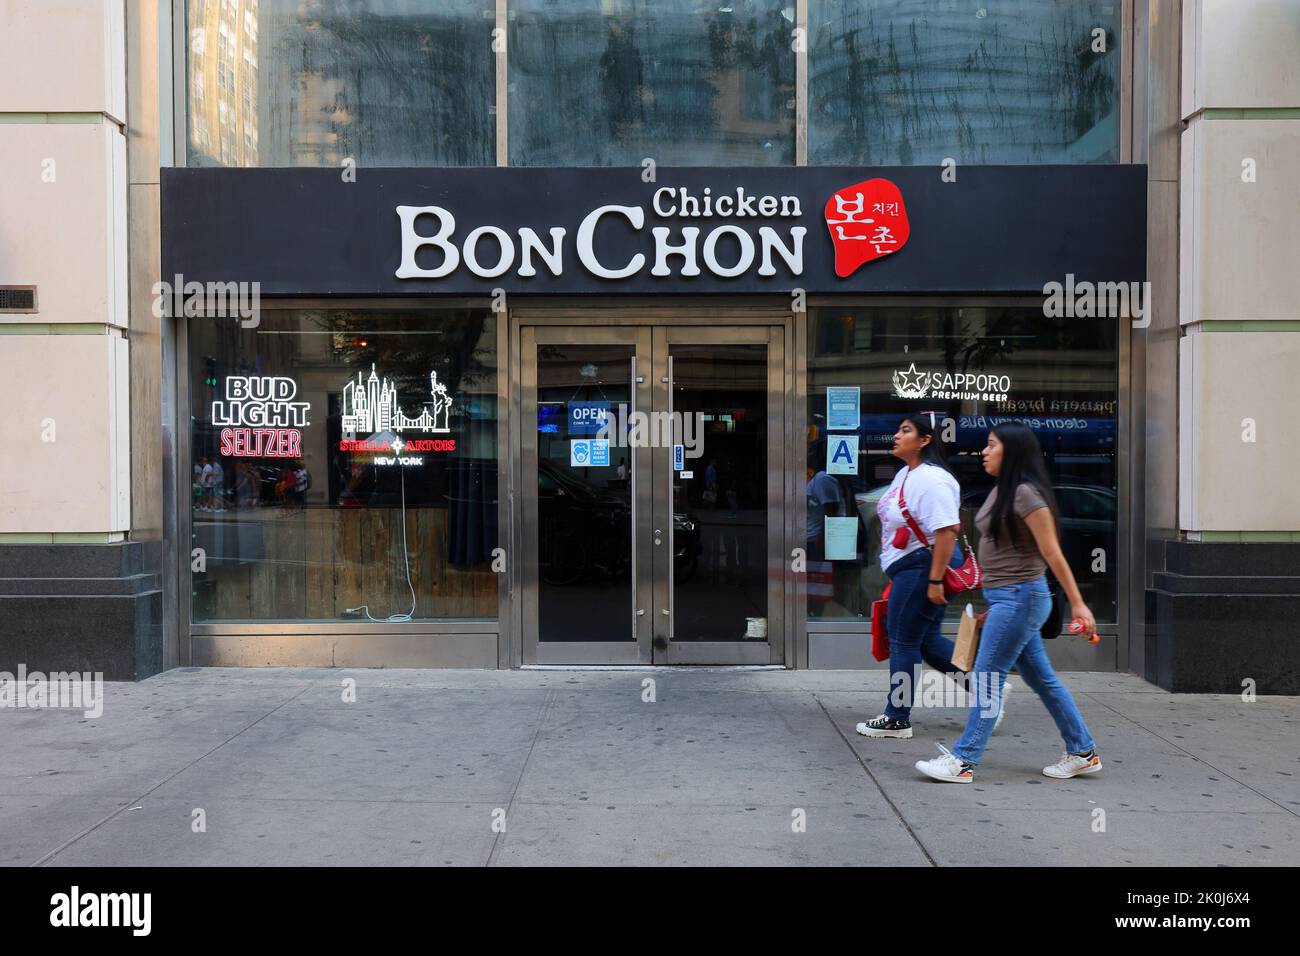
915, 420, 1101, 784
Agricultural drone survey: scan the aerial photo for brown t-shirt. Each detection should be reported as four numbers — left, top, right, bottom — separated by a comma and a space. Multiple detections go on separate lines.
975, 483, 1050, 588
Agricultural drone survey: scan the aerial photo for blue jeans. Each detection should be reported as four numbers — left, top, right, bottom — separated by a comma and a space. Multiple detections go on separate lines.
882, 545, 967, 722
950, 575, 1096, 765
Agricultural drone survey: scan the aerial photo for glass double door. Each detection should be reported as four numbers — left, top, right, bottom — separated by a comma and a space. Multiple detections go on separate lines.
521, 325, 784, 664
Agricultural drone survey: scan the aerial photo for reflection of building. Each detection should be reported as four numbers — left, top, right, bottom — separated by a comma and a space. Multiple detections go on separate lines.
341, 365, 452, 435
187, 0, 260, 165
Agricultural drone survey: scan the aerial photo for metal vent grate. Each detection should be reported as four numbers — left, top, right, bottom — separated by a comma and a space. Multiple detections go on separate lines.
0, 286, 38, 312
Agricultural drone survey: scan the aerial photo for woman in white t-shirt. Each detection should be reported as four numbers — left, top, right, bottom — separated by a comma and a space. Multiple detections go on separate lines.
856, 414, 970, 739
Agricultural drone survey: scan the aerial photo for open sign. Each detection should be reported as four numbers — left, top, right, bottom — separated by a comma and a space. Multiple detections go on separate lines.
569, 401, 611, 436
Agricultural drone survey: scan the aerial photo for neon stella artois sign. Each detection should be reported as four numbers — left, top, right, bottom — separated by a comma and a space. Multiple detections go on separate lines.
339, 365, 456, 466
395, 178, 909, 282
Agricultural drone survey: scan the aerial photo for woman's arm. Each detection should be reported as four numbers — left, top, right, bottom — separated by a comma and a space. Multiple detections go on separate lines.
926, 526, 960, 604
1023, 507, 1096, 637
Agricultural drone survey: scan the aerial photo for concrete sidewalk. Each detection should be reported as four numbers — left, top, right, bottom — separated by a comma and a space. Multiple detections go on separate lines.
1, 668, 1296, 866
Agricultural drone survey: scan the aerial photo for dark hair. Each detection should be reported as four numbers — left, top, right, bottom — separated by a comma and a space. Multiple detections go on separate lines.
899, 413, 951, 472
986, 420, 1060, 544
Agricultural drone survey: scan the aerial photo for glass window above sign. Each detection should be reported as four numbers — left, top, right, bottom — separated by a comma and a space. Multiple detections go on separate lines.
508, 0, 796, 166
809, 0, 1121, 165
184, 0, 495, 168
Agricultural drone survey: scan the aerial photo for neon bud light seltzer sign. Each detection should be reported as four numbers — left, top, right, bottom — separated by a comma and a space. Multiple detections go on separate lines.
211, 376, 310, 458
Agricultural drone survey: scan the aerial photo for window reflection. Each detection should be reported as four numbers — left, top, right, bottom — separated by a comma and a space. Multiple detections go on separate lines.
509, 0, 796, 166
809, 0, 1120, 165
806, 306, 1118, 625
186, 0, 494, 168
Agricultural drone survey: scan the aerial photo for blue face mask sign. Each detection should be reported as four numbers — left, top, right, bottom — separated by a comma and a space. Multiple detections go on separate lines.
569, 402, 611, 436
570, 438, 609, 467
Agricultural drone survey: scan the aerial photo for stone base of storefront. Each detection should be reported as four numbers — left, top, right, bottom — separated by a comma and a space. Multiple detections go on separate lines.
0, 542, 164, 682
1146, 541, 1300, 694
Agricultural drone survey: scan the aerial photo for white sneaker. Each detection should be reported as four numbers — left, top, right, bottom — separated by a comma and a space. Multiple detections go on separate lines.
915, 744, 974, 784
993, 678, 1013, 734
1043, 750, 1103, 779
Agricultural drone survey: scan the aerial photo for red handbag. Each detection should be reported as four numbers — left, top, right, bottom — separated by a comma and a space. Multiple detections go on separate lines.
870, 581, 891, 662
897, 477, 982, 596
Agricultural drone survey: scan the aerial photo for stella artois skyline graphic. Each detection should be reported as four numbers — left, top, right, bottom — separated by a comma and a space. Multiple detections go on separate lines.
338, 365, 458, 465
341, 364, 453, 437
824, 178, 911, 278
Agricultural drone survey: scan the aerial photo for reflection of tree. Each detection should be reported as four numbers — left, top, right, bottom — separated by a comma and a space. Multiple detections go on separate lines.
585, 3, 792, 162
939, 308, 1014, 422
813, 2, 1118, 164
599, 20, 645, 141
325, 311, 495, 414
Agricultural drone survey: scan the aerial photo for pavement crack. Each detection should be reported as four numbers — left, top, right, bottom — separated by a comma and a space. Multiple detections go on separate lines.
1082, 692, 1300, 819
485, 688, 555, 866
30, 682, 317, 867
814, 694, 938, 867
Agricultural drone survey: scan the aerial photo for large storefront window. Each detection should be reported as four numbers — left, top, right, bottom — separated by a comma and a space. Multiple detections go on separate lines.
185, 0, 494, 167
806, 306, 1118, 625
809, 0, 1121, 165
509, 0, 796, 166
188, 310, 498, 622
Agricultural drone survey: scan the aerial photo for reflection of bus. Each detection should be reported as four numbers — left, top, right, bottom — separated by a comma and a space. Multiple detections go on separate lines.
850, 413, 1116, 453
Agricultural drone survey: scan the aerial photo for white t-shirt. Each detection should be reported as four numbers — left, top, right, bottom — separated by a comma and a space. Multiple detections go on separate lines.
875, 462, 961, 572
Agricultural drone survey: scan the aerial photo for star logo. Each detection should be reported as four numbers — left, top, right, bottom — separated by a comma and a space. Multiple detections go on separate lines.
392, 436, 405, 455
892, 363, 929, 399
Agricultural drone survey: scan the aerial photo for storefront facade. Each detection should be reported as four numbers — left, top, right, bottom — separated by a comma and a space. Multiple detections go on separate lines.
164, 158, 1141, 668
33, 0, 1300, 689
161, 1, 1140, 670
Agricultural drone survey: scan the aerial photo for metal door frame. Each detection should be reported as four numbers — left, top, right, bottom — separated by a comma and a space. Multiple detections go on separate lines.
511, 308, 794, 667
519, 325, 654, 664
651, 326, 786, 665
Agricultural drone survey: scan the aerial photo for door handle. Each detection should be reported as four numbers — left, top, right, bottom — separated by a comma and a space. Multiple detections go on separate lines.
654, 529, 663, 546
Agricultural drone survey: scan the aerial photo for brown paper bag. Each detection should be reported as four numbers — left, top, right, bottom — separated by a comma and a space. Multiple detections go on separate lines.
952, 603, 980, 671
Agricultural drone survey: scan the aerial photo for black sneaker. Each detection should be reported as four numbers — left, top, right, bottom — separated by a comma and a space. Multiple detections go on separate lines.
855, 714, 913, 739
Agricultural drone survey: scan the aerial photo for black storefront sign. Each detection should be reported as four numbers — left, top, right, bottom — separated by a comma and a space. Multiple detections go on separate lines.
162, 165, 1145, 296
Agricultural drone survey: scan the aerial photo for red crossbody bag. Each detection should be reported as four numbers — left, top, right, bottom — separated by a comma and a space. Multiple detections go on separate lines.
897, 476, 982, 596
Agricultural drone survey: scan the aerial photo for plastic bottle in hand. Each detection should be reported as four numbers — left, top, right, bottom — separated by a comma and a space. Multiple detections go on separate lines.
1068, 617, 1100, 644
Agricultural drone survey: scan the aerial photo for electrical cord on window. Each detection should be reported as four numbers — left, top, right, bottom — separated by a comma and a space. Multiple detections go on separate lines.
345, 465, 416, 623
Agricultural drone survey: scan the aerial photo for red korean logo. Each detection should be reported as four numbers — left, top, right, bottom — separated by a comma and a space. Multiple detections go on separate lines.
824, 178, 910, 278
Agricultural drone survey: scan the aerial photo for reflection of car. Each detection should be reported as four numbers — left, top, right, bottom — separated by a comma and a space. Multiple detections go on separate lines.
537, 461, 701, 585
960, 483, 1116, 571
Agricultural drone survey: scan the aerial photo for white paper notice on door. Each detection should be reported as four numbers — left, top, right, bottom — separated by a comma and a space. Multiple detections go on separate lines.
824, 516, 858, 561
